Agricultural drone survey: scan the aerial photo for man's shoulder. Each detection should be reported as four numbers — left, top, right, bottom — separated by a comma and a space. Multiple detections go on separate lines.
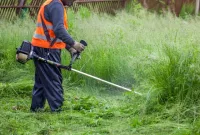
44, 0, 63, 21
46, 0, 63, 12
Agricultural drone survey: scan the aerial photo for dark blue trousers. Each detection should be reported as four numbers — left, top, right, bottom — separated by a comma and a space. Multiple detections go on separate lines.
30, 47, 64, 112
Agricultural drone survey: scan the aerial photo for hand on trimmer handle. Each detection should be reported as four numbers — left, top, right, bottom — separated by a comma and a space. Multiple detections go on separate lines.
76, 40, 88, 59
71, 40, 86, 53
69, 40, 87, 67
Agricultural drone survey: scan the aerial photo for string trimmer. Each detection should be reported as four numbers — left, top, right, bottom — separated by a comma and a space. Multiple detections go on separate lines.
16, 40, 142, 95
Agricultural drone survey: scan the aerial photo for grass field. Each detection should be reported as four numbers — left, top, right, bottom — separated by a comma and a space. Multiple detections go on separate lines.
0, 8, 200, 134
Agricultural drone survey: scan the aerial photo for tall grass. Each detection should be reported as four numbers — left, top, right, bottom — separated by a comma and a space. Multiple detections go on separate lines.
179, 3, 195, 19
68, 8, 200, 122
1, 7, 200, 103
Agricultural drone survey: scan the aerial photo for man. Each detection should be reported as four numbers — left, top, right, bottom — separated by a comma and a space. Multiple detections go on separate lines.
30, 0, 84, 112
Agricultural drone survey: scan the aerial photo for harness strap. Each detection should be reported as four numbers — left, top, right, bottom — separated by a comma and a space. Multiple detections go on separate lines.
40, 15, 57, 47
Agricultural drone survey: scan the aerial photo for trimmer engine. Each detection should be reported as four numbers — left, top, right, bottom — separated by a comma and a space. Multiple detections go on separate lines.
16, 40, 33, 64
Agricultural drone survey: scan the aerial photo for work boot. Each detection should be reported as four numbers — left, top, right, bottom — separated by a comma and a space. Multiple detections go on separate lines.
51, 107, 62, 113
30, 107, 44, 112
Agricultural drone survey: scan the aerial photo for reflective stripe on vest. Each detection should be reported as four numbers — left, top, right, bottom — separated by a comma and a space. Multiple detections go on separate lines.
36, 23, 53, 30
31, 0, 68, 49
33, 33, 63, 42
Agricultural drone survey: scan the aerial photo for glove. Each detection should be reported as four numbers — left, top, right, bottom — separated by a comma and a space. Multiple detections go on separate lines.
71, 41, 85, 53
67, 47, 77, 58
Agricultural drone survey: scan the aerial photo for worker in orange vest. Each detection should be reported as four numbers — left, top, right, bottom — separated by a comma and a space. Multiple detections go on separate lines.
30, 0, 85, 112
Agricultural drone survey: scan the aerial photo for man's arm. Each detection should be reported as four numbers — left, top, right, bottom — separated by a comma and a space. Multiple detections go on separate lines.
45, 2, 75, 48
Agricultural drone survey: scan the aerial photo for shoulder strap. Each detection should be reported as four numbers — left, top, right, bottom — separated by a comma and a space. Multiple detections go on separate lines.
40, 15, 57, 47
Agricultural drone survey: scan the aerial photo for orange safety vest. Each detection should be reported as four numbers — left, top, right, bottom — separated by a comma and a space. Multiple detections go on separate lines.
31, 0, 68, 49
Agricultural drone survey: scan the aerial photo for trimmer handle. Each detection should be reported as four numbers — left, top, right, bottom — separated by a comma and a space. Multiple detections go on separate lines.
80, 40, 87, 47
76, 40, 87, 59
69, 40, 87, 69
